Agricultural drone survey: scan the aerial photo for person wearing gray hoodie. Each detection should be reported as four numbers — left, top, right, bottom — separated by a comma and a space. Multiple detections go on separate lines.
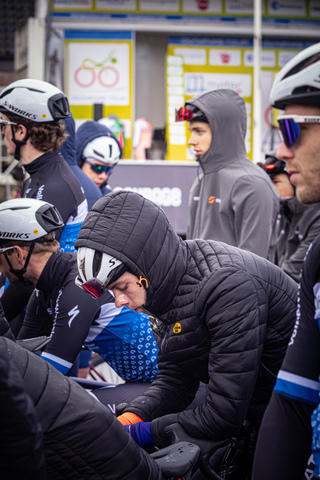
176, 89, 279, 259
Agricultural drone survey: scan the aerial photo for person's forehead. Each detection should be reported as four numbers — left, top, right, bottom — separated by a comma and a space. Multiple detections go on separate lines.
87, 158, 112, 166
272, 173, 288, 180
284, 104, 320, 116
188, 121, 210, 131
109, 271, 133, 288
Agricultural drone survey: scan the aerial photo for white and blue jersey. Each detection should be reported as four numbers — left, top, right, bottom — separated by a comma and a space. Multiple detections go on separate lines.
18, 252, 158, 382
84, 304, 158, 382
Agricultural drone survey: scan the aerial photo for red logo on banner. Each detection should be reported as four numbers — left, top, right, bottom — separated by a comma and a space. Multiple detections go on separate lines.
220, 53, 231, 64
196, 0, 209, 10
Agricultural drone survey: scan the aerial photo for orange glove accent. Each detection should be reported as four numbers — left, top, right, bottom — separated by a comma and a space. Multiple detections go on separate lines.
117, 412, 144, 426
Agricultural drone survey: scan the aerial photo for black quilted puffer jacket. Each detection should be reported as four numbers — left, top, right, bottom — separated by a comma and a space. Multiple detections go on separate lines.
76, 191, 298, 448
0, 334, 163, 480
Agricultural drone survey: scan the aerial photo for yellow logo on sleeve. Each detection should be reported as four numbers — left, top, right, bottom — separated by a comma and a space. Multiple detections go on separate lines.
173, 323, 181, 334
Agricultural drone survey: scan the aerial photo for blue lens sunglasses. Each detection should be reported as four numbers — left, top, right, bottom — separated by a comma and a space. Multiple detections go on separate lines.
84, 160, 113, 175
277, 114, 320, 149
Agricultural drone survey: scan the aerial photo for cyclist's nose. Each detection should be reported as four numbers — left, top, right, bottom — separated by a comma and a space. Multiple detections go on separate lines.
188, 132, 196, 146
114, 294, 128, 308
276, 141, 294, 162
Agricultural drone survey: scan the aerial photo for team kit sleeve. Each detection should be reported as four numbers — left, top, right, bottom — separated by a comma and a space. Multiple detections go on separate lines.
40, 281, 101, 375
231, 175, 278, 258
18, 289, 53, 339
252, 238, 320, 480
280, 217, 320, 282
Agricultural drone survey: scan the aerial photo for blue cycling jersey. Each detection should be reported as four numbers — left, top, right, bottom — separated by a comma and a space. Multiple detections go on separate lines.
18, 252, 159, 382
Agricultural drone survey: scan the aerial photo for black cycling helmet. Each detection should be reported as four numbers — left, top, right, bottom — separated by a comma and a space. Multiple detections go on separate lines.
263, 153, 288, 177
175, 103, 208, 123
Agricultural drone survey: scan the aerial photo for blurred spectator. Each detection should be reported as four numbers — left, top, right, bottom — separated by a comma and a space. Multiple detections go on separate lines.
98, 115, 125, 148
133, 117, 153, 160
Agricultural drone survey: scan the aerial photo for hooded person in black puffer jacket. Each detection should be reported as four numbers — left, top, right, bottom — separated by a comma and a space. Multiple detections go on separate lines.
75, 191, 298, 480
0, 303, 45, 480
0, 305, 162, 480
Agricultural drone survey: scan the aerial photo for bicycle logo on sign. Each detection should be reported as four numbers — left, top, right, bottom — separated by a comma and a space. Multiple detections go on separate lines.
74, 52, 120, 89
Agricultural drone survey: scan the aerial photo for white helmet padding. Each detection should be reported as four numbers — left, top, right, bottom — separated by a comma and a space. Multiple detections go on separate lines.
0, 198, 64, 242
0, 78, 70, 123
77, 247, 126, 290
270, 42, 320, 110
83, 135, 121, 165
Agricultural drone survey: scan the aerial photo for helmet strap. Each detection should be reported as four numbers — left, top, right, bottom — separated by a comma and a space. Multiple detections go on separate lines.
3, 241, 35, 286
10, 125, 28, 161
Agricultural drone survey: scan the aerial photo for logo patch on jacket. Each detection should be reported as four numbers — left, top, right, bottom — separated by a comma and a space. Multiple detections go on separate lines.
173, 323, 181, 334
208, 196, 221, 204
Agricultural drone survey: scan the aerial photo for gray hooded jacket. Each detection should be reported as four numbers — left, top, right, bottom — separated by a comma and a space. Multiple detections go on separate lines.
187, 89, 279, 259
75, 191, 297, 448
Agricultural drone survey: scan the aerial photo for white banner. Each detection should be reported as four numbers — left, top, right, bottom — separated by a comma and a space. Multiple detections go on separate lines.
184, 72, 252, 97
67, 42, 130, 106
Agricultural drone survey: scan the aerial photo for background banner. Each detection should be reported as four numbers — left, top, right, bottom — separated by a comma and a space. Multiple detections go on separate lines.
65, 31, 134, 159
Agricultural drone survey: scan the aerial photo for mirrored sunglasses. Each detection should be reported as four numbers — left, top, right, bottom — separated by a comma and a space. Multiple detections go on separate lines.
277, 115, 320, 149
84, 160, 113, 175
75, 275, 106, 299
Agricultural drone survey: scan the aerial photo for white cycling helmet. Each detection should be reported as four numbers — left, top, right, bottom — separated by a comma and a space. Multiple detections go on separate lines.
76, 247, 126, 298
0, 198, 64, 242
83, 135, 121, 165
270, 42, 320, 110
0, 78, 71, 123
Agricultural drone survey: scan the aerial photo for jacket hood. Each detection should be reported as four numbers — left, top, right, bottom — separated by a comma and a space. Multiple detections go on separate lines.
60, 115, 77, 166
187, 89, 247, 173
75, 191, 188, 315
76, 121, 120, 166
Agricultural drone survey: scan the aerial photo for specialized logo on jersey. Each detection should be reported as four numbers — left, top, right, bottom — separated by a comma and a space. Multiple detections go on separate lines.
173, 322, 181, 334
68, 305, 80, 327
208, 196, 221, 204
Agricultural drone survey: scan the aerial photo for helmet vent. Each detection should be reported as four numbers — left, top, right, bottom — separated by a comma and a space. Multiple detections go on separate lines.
92, 148, 104, 159
93, 251, 102, 277
282, 53, 320, 80
292, 85, 320, 94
